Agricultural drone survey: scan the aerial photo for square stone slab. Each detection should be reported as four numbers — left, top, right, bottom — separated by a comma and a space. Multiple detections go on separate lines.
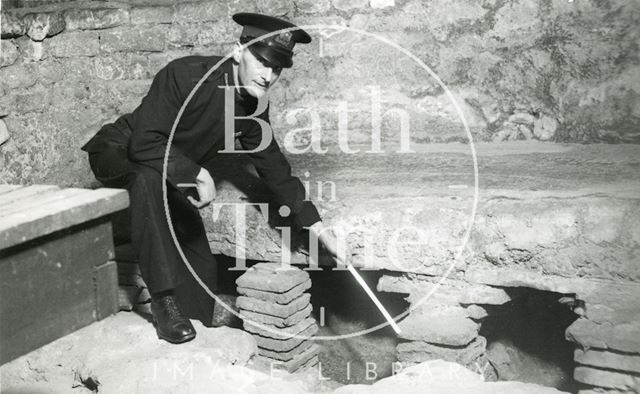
237, 279, 311, 305
236, 293, 310, 318
239, 303, 312, 328
236, 263, 309, 293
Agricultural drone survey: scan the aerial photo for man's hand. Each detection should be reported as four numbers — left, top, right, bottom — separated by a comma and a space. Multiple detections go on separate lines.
188, 167, 216, 208
308, 221, 350, 266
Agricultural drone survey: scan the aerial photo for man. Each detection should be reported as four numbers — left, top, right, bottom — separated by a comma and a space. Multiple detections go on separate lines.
82, 13, 340, 344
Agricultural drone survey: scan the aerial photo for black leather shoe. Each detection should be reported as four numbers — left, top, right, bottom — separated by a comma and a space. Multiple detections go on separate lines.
151, 294, 196, 344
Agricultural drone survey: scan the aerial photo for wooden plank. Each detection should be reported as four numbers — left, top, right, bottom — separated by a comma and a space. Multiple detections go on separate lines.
0, 188, 89, 217
0, 184, 23, 195
0, 188, 129, 249
95, 260, 119, 320
0, 185, 59, 206
0, 222, 114, 364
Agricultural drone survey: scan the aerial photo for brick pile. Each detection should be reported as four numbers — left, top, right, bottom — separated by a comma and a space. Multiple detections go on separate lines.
117, 260, 152, 315
236, 263, 319, 373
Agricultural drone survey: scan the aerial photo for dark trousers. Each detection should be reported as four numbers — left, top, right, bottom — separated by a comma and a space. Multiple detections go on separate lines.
88, 143, 218, 324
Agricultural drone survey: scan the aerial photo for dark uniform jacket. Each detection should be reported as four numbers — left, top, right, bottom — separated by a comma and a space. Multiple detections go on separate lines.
82, 55, 320, 228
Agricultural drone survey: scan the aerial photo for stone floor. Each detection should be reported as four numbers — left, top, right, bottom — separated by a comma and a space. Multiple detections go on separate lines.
0, 312, 568, 394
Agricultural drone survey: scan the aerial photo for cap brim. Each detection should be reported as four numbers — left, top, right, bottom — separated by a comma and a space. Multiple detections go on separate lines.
247, 42, 293, 68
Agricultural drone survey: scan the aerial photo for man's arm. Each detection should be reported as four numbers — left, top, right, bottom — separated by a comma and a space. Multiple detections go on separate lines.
127, 62, 201, 188
238, 108, 351, 264
238, 112, 321, 229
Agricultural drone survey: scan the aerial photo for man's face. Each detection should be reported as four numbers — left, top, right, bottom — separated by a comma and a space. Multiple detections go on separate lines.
235, 45, 283, 98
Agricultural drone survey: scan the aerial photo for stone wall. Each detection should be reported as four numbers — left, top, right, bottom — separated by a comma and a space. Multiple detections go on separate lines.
1, 0, 639, 186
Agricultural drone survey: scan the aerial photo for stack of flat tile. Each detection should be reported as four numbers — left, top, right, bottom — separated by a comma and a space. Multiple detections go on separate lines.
236, 263, 319, 373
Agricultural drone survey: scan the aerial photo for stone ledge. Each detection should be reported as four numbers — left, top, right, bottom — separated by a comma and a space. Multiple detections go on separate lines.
377, 273, 511, 305
203, 143, 640, 286
566, 318, 640, 355
575, 348, 640, 374
574, 366, 640, 390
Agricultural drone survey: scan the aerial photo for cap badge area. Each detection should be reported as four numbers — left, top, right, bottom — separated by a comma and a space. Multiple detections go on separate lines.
275, 31, 293, 47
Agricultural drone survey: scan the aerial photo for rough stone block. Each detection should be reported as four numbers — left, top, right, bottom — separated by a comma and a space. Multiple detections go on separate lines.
397, 336, 487, 366
118, 272, 146, 288
239, 303, 312, 328
133, 300, 151, 315
94, 54, 150, 80
256, 0, 295, 16
137, 287, 151, 303
174, 2, 228, 23
23, 12, 65, 41
465, 304, 488, 320
377, 274, 511, 305
244, 317, 316, 340
252, 323, 318, 352
370, 0, 394, 8
487, 0, 543, 47
1, 13, 26, 38
295, 0, 331, 13
57, 57, 95, 82
533, 115, 557, 141
167, 22, 235, 48
258, 339, 313, 361
236, 263, 309, 293
16, 36, 46, 62
577, 389, 636, 394
574, 366, 640, 390
566, 318, 640, 354
332, 0, 368, 11
131, 6, 173, 25
63, 8, 129, 31
47, 31, 100, 57
0, 39, 19, 67
118, 285, 141, 311
264, 344, 320, 373
236, 293, 310, 318
575, 348, 640, 374
117, 261, 142, 276
100, 26, 167, 53
237, 278, 311, 304
0, 63, 38, 90
14, 85, 52, 114
397, 305, 480, 346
